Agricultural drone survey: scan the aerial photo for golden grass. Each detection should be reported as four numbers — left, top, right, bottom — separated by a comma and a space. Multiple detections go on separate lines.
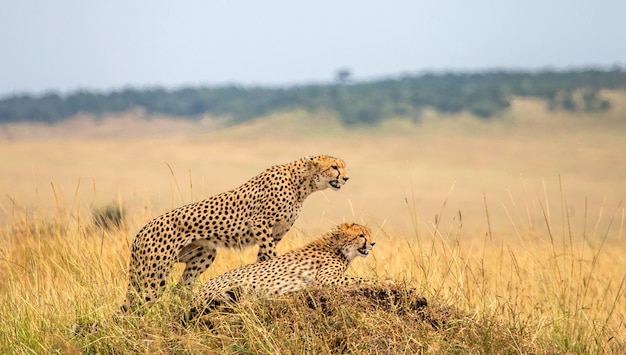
0, 188, 623, 353
1, 94, 625, 352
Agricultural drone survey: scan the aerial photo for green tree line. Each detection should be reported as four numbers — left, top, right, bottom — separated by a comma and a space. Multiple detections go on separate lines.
1, 68, 624, 126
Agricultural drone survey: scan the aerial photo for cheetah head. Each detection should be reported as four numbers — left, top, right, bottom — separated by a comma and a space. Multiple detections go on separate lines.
336, 223, 375, 262
307, 155, 349, 191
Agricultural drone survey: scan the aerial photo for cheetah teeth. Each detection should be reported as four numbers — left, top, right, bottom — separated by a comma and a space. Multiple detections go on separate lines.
329, 181, 341, 190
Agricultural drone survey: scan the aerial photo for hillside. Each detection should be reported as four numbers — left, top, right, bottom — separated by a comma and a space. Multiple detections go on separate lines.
1, 67, 625, 126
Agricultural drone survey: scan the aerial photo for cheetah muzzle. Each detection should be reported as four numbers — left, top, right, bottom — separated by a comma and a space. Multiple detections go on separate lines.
357, 241, 374, 257
329, 180, 342, 190
327, 165, 349, 191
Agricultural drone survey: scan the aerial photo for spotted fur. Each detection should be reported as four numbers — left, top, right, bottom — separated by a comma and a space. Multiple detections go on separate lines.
122, 155, 349, 312
189, 223, 375, 315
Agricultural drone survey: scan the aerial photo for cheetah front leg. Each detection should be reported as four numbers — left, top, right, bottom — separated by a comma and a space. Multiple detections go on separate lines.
315, 268, 371, 288
246, 218, 277, 262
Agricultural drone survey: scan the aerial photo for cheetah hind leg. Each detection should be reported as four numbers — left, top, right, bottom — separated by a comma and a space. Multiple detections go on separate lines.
177, 242, 217, 288
121, 263, 169, 314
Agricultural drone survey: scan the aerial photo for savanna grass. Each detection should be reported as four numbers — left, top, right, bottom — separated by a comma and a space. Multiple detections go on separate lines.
0, 183, 624, 354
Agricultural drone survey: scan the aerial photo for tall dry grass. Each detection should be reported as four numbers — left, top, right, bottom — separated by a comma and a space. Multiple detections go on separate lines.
0, 179, 623, 353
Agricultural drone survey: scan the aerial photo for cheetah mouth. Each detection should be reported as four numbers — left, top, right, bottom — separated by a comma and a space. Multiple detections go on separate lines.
357, 247, 370, 256
328, 180, 342, 190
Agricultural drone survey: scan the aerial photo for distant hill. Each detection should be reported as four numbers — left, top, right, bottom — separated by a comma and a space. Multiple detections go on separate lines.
1, 68, 625, 126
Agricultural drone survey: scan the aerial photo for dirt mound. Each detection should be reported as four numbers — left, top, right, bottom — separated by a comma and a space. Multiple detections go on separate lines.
187, 282, 461, 332
303, 283, 458, 330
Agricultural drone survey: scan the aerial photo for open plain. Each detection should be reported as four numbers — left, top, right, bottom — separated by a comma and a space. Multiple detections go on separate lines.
1, 94, 625, 353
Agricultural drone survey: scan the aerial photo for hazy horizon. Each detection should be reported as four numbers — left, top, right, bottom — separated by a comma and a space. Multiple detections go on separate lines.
2, 1, 625, 96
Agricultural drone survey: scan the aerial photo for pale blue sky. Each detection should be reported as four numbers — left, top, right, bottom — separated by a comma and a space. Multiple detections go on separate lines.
1, 0, 624, 96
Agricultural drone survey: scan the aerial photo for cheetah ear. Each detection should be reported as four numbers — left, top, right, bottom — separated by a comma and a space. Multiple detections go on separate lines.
305, 156, 319, 173
331, 223, 351, 239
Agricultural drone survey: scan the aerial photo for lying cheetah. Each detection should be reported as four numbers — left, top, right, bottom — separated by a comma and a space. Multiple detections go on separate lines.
122, 155, 349, 312
187, 223, 374, 318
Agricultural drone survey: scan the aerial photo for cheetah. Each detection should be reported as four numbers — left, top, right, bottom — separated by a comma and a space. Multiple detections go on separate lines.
187, 223, 374, 318
122, 155, 349, 312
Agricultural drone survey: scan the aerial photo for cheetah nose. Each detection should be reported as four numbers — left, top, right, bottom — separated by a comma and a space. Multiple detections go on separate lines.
343, 177, 350, 182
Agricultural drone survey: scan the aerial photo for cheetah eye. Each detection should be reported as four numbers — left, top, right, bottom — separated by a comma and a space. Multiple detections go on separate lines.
358, 234, 365, 239
331, 165, 338, 170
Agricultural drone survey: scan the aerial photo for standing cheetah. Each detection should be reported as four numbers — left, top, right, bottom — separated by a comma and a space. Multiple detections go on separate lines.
187, 223, 375, 318
122, 155, 349, 312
